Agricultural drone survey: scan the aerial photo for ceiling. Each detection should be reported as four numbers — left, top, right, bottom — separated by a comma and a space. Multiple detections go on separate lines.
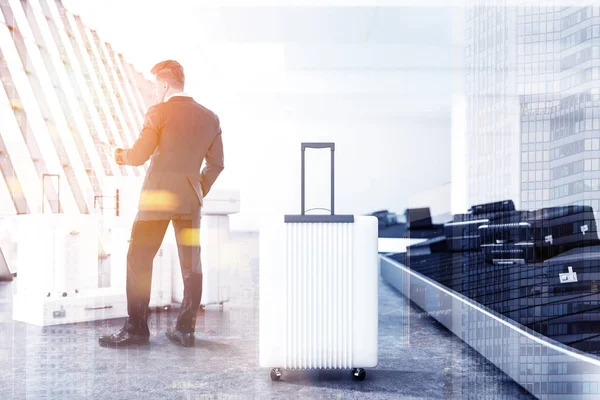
61, 2, 462, 118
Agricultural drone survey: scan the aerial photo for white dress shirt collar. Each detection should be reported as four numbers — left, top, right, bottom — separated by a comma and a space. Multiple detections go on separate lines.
165, 92, 191, 102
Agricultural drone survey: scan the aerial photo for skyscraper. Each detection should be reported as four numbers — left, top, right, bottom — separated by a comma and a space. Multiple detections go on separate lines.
462, 1, 521, 209
544, 5, 600, 213
461, 1, 600, 220
0, 0, 153, 215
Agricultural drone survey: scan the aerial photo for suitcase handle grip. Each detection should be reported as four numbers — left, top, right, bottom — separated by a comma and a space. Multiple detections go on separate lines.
301, 142, 335, 215
302, 143, 335, 150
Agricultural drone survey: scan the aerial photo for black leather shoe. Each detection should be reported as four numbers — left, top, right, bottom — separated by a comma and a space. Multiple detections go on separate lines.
99, 328, 149, 347
165, 327, 195, 347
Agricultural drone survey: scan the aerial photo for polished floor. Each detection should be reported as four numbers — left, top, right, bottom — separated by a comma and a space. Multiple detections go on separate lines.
0, 260, 534, 399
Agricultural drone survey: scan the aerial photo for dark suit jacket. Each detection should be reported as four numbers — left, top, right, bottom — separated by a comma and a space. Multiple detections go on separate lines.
115, 96, 224, 220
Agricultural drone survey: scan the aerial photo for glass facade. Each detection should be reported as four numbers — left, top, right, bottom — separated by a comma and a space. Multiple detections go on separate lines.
463, 2, 600, 224
463, 1, 521, 208
458, 5, 600, 395
0, 0, 151, 214
430, 6, 600, 389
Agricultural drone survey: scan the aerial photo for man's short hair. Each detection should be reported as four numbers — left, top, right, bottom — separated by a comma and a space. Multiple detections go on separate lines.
151, 60, 185, 89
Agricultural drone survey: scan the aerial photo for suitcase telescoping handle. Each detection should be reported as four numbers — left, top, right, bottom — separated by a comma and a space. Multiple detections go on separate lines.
284, 142, 353, 223
301, 142, 335, 216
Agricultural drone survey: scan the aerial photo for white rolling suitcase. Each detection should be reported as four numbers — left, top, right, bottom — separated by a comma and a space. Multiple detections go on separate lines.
259, 142, 378, 381
14, 214, 98, 297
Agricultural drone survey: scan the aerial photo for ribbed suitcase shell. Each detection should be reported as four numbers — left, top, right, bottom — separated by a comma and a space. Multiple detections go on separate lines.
259, 216, 378, 370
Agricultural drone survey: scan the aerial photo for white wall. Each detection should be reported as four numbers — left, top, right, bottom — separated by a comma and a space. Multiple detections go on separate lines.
63, 3, 459, 232
408, 182, 452, 222
219, 105, 452, 231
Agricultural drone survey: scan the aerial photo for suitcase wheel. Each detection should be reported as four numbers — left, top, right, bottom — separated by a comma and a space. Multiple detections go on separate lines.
352, 368, 366, 381
270, 368, 282, 381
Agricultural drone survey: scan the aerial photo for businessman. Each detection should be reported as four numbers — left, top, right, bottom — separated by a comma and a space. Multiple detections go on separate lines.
99, 60, 224, 348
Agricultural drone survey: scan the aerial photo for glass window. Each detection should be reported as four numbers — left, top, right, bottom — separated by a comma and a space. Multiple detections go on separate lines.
0, 101, 25, 144
0, 30, 22, 69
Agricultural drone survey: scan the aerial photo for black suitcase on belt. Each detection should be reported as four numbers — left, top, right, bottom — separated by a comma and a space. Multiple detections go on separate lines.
444, 214, 488, 252
478, 211, 537, 264
469, 199, 515, 215
528, 205, 600, 259
542, 246, 600, 295
446, 200, 519, 253
445, 213, 523, 252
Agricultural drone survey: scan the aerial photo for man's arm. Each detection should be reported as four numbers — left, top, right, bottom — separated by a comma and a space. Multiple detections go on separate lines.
115, 106, 162, 166
200, 116, 224, 197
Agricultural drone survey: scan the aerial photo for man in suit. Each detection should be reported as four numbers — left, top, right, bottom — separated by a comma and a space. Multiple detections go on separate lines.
99, 60, 224, 348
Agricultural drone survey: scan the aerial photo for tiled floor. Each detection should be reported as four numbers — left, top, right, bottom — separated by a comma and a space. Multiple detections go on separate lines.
0, 260, 533, 399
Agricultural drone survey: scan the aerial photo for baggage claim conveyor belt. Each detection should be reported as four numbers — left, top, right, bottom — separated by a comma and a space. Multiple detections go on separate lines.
380, 248, 600, 400
375, 202, 600, 399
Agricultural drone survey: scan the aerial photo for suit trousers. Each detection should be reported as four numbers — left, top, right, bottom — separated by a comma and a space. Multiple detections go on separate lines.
123, 208, 202, 336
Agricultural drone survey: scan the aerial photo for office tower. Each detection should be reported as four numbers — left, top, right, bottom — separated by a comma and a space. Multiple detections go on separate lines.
461, 1, 600, 218
0, 0, 153, 215
462, 1, 521, 209
545, 6, 600, 213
